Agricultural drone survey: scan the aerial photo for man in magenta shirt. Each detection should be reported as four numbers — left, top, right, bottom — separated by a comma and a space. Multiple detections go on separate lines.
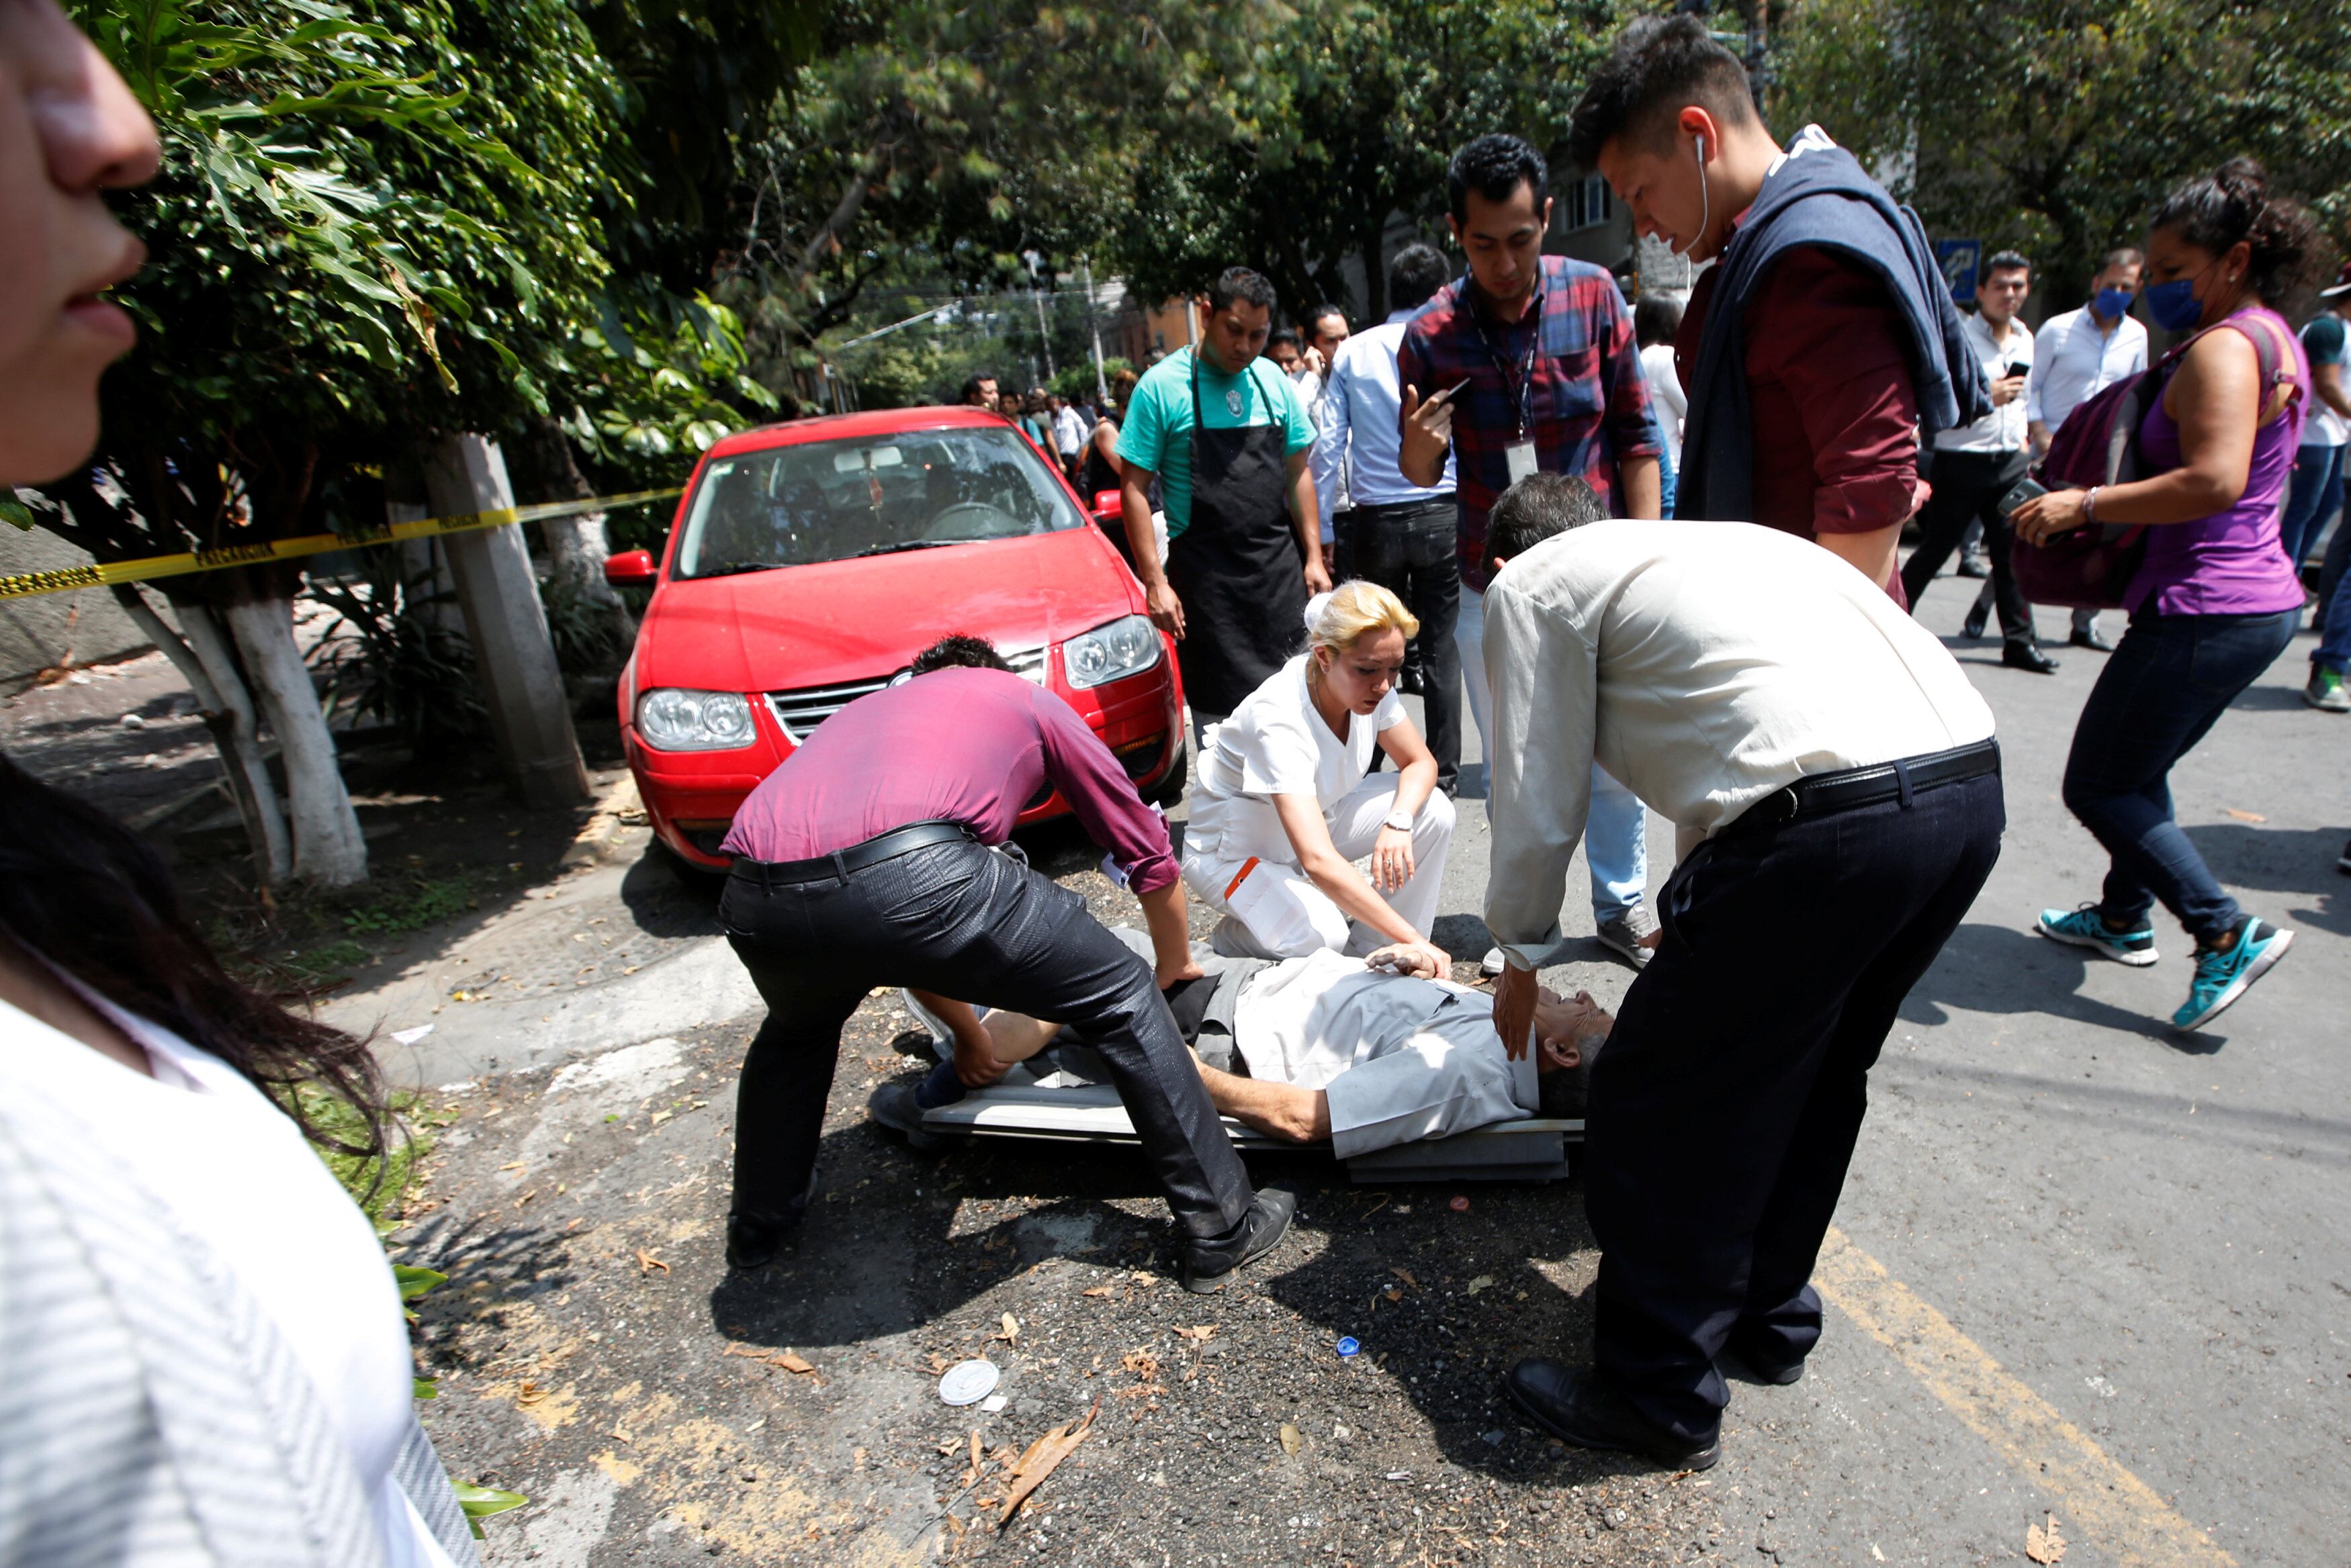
717, 635, 1292, 1288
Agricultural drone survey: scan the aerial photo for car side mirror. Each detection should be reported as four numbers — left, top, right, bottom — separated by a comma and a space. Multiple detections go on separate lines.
1091, 489, 1122, 524
604, 549, 656, 586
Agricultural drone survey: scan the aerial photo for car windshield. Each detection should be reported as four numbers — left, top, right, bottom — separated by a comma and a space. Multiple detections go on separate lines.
672, 424, 1086, 579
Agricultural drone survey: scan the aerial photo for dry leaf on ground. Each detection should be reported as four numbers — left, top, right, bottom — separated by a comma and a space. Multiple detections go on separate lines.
2223, 808, 2266, 823
1278, 1422, 1302, 1455
2025, 1513, 2066, 1565
1390, 1267, 1418, 1287
1173, 1325, 1217, 1342
1081, 1285, 1117, 1299
997, 1312, 1021, 1343
1466, 1275, 1495, 1295
635, 1249, 669, 1276
774, 1351, 817, 1375
995, 1401, 1099, 1527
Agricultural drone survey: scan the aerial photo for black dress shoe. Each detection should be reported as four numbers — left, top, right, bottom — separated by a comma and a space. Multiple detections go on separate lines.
1182, 1187, 1297, 1293
1961, 604, 1989, 641
725, 1209, 802, 1271
1718, 1335, 1806, 1387
1955, 551, 1991, 579
1504, 1358, 1720, 1471
2069, 627, 2115, 652
2002, 641, 2059, 674
867, 1081, 947, 1153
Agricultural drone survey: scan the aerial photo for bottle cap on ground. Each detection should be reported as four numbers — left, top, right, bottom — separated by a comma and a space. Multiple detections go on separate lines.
939, 1358, 1001, 1405
1335, 1337, 1361, 1358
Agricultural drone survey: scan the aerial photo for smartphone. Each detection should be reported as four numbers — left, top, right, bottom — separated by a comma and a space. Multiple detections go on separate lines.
2006, 361, 2031, 380
2000, 474, 2048, 518
1433, 376, 1472, 403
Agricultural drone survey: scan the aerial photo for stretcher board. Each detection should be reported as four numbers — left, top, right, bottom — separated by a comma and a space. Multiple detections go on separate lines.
918, 1082, 1580, 1183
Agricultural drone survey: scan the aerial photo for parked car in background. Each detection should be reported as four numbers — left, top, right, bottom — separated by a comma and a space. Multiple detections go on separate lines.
609, 407, 1185, 874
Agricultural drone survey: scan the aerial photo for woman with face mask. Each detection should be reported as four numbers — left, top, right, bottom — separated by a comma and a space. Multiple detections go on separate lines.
2012, 158, 2315, 1033
0, 3, 482, 1561
1179, 580, 1456, 970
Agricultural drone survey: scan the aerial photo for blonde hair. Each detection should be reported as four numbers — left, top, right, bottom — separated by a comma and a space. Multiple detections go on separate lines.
1305, 579, 1419, 656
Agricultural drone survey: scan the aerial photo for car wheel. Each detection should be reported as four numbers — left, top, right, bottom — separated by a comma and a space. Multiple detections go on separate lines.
1150, 743, 1188, 809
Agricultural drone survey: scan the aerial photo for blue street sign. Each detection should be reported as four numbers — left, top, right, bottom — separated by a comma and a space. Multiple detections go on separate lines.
1936, 239, 1982, 304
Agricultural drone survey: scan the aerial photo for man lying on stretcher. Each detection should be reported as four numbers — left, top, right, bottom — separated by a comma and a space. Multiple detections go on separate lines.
872, 931, 1612, 1158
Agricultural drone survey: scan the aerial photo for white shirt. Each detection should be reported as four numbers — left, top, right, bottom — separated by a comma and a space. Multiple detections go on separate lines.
1638, 342, 1686, 465
1936, 309, 2032, 453
1233, 950, 1536, 1158
2026, 303, 2148, 431
1186, 653, 1405, 864
1053, 404, 1089, 456
1312, 310, 1456, 522
7, 988, 457, 1567
1482, 519, 1996, 966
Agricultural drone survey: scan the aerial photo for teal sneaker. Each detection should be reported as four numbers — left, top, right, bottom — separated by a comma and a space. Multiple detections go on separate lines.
2037, 905, 2158, 967
2173, 919, 2293, 1031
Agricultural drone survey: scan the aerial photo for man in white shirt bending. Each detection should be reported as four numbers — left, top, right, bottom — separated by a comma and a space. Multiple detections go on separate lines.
1480, 481, 2003, 1471
2023, 247, 2148, 651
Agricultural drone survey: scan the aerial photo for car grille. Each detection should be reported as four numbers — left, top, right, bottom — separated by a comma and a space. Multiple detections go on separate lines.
766, 643, 1047, 741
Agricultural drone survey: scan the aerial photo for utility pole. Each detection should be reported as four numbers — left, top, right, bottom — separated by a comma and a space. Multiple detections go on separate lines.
1024, 250, 1057, 383
1080, 257, 1110, 403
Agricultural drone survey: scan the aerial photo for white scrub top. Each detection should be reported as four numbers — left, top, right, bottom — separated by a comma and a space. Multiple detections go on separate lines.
1187, 653, 1405, 863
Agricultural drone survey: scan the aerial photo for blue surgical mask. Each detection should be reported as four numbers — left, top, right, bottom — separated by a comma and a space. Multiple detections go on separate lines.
2143, 276, 2204, 332
2093, 286, 2134, 321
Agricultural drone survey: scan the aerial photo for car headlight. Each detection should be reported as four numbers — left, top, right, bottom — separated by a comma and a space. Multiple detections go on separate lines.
635, 688, 756, 751
1061, 614, 1162, 690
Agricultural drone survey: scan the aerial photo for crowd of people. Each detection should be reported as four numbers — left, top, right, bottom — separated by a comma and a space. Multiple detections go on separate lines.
0, 0, 2341, 1553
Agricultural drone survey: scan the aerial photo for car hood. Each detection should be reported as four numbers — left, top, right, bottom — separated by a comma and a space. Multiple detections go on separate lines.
635, 526, 1140, 694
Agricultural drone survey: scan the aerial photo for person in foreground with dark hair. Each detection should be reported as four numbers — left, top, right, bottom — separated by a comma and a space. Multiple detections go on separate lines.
1480, 505, 2001, 1470
717, 633, 1294, 1291
1399, 133, 1665, 980
2012, 158, 2313, 1031
0, 1, 485, 1559
961, 369, 1002, 411
1570, 13, 1989, 602
1118, 266, 1332, 734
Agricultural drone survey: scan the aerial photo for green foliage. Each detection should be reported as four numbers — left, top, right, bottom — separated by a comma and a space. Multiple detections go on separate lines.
452, 1481, 529, 1537
306, 547, 488, 753
339, 874, 479, 934
1771, 0, 2351, 309
296, 1082, 453, 1219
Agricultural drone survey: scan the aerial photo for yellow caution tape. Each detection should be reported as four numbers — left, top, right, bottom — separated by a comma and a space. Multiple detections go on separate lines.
0, 487, 684, 602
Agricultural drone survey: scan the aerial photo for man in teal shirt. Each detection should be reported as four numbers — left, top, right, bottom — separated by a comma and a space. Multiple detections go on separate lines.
1118, 267, 1332, 726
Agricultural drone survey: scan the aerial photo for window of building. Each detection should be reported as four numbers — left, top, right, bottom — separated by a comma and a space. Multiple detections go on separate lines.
1562, 174, 1613, 233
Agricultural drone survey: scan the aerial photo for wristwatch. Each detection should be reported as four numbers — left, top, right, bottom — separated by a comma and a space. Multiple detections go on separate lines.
1382, 806, 1415, 833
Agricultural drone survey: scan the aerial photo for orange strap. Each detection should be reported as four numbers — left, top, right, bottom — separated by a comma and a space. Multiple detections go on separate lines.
1223, 857, 1262, 901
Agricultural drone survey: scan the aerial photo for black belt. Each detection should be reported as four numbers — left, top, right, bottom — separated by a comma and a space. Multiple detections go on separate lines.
728, 819, 978, 886
1343, 495, 1455, 518
1724, 739, 2000, 837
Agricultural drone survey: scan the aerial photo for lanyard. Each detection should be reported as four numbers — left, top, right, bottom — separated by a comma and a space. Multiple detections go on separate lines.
1468, 284, 1544, 440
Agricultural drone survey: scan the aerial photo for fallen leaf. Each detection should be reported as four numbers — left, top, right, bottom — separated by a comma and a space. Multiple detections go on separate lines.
968, 1430, 983, 1485
2025, 1513, 2066, 1565
1390, 1267, 1418, 1288
1465, 1275, 1495, 1295
515, 1381, 547, 1405
1130, 1271, 1158, 1285
723, 1344, 771, 1362
936, 1438, 961, 1458
1120, 1351, 1161, 1381
635, 1250, 670, 1276
774, 1352, 817, 1375
610, 1426, 633, 1445
2223, 808, 2266, 823
1384, 1287, 1403, 1302
1081, 1285, 1118, 1299
995, 1401, 1099, 1526
1278, 1422, 1303, 1455
997, 1312, 1021, 1343
499, 1161, 525, 1172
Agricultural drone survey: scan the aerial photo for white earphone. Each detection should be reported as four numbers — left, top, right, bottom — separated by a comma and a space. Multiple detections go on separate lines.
1673, 130, 1711, 258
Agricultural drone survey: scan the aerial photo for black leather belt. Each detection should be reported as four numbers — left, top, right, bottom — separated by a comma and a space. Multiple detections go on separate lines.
1724, 739, 2000, 837
728, 819, 977, 886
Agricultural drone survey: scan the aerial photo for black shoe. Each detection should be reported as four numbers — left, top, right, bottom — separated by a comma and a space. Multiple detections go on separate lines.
1181, 1187, 1297, 1293
2337, 837, 2351, 876
1504, 1358, 1720, 1471
2069, 627, 2116, 652
1955, 551, 1991, 579
867, 1078, 948, 1154
2002, 641, 2059, 674
1961, 604, 1989, 641
1718, 1333, 1806, 1387
725, 1208, 802, 1271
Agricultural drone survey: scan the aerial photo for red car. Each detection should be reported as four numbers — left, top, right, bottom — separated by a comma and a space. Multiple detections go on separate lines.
607, 406, 1184, 873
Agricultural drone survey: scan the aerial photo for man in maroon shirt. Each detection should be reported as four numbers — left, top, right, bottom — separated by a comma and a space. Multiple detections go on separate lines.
1570, 16, 1986, 604
715, 635, 1292, 1289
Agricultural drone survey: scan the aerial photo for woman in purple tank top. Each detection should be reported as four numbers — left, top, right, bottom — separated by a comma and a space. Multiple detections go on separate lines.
2010, 160, 2314, 1032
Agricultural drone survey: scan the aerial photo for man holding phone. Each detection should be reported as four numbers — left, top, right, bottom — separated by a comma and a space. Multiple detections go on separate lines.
1897, 249, 2059, 673
1397, 133, 1666, 976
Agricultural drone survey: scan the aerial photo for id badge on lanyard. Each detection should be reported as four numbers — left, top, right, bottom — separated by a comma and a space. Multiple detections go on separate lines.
1505, 441, 1538, 485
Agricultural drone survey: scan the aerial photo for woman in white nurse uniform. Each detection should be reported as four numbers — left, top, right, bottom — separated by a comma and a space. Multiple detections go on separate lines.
1182, 581, 1455, 964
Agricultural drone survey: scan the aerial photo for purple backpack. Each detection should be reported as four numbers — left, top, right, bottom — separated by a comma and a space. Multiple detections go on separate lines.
2015, 316, 2295, 608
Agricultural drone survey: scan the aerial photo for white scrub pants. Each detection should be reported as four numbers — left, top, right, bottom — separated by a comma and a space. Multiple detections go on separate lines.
1457, 584, 1647, 923
1183, 777, 1456, 958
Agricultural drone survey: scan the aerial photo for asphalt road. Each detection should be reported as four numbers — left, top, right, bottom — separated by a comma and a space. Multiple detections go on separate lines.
1417, 578, 2348, 1567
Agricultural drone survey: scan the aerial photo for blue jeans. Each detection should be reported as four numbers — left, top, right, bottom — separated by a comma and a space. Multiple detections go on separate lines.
2278, 443, 2345, 576
2061, 607, 2297, 941
2314, 503, 2351, 676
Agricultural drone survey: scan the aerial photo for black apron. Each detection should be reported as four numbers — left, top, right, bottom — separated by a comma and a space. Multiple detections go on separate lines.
1164, 355, 1306, 714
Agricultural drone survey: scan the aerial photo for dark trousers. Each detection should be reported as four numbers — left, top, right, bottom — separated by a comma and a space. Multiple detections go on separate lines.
1900, 449, 2037, 644
1335, 498, 1461, 792
719, 838, 1252, 1240
1585, 770, 2004, 1442
2061, 607, 2298, 941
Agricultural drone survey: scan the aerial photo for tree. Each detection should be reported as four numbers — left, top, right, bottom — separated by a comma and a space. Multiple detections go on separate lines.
1771, 0, 2351, 310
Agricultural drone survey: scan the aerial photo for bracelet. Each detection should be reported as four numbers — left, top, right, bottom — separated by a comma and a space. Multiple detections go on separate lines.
2082, 486, 2100, 528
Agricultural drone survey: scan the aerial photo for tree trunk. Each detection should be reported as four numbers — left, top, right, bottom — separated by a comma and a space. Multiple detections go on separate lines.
223, 594, 367, 886
116, 587, 292, 886
505, 415, 634, 657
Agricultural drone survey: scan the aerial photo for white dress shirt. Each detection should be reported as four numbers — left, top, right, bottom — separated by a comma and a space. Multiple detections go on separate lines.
1312, 308, 1456, 524
1482, 519, 1996, 967
1935, 309, 2032, 453
2025, 304, 2149, 431
1053, 404, 1089, 457
1185, 653, 1406, 865
1638, 342, 1685, 465
1233, 950, 1536, 1158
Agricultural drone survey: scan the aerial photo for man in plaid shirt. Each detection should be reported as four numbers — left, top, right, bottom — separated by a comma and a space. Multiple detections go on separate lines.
1399, 133, 1666, 980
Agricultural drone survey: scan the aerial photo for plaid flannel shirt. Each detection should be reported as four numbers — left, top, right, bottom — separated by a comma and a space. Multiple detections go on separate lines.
1397, 255, 1660, 591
